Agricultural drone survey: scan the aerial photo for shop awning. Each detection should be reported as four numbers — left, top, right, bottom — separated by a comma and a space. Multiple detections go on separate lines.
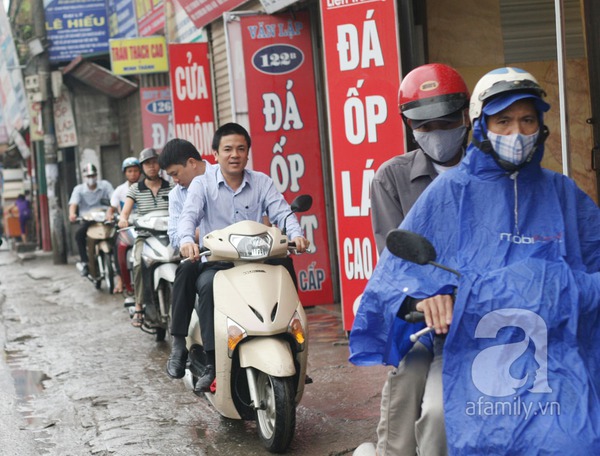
62, 56, 138, 99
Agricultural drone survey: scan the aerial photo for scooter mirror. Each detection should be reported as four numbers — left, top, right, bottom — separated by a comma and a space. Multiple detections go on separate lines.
290, 195, 312, 213
386, 229, 437, 265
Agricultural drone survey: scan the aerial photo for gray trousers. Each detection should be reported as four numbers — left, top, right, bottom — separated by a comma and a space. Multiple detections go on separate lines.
376, 340, 447, 456
132, 237, 145, 305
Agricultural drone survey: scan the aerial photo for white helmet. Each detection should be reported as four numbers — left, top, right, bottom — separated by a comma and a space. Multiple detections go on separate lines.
469, 67, 546, 123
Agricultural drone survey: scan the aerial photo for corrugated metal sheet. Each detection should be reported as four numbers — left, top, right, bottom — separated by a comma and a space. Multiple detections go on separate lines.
211, 19, 233, 126
500, 0, 584, 62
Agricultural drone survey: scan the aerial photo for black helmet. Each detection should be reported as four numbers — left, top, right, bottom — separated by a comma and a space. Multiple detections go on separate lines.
139, 148, 158, 164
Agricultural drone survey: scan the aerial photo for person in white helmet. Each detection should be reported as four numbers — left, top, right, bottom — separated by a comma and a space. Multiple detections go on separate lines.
68, 163, 114, 276
351, 67, 600, 454
106, 157, 142, 295
354, 63, 470, 456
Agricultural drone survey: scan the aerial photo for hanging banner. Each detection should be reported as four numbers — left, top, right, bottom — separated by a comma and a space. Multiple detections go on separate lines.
166, 0, 207, 43
175, 0, 247, 30
321, 0, 404, 329
0, 4, 29, 135
27, 99, 44, 141
107, 0, 139, 39
109, 36, 168, 75
240, 13, 334, 306
140, 86, 172, 153
53, 89, 78, 148
168, 42, 215, 159
44, 0, 110, 63
135, 0, 165, 36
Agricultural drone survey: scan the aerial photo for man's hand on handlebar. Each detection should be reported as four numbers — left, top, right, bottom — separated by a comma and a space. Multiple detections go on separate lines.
291, 236, 310, 253
416, 294, 453, 335
118, 218, 129, 229
180, 242, 200, 262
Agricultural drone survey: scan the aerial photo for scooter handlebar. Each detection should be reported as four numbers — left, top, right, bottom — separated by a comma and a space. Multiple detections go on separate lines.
287, 241, 312, 254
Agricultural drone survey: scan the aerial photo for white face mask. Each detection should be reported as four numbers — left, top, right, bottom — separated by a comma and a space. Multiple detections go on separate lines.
85, 177, 98, 187
412, 125, 467, 163
487, 130, 539, 165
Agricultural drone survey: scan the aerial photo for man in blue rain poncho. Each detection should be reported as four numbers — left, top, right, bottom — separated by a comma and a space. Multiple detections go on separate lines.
350, 67, 600, 455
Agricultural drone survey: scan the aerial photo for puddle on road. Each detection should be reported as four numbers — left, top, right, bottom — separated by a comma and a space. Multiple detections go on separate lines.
5, 349, 54, 452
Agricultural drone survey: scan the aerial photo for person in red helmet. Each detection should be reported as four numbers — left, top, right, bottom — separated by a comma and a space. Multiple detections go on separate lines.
354, 63, 470, 456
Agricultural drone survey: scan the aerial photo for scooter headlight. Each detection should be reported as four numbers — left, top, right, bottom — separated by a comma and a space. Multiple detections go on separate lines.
287, 311, 306, 351
229, 233, 272, 259
227, 318, 247, 357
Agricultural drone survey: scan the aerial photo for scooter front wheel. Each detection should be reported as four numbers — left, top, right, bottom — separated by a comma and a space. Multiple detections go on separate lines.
100, 251, 115, 293
255, 371, 295, 453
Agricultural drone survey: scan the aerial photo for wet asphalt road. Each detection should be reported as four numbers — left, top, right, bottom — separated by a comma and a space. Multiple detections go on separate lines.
0, 249, 388, 456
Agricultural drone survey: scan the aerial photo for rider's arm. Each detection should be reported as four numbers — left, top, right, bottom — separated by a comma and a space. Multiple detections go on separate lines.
68, 185, 82, 222
177, 176, 207, 259
167, 187, 183, 249
106, 206, 116, 222
68, 203, 78, 222
370, 171, 404, 255
118, 197, 135, 228
416, 294, 454, 335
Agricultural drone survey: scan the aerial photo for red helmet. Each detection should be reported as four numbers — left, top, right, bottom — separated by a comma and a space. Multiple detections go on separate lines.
398, 63, 469, 122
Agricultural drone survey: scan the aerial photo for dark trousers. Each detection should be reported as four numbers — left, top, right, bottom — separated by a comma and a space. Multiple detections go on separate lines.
190, 257, 298, 353
75, 222, 92, 263
170, 260, 208, 337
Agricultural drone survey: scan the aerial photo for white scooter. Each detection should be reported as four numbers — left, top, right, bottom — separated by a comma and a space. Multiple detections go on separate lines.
183, 195, 312, 453
132, 210, 179, 341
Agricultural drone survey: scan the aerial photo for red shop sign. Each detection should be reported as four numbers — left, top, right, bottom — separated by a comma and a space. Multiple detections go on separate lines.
168, 42, 215, 160
321, 0, 405, 329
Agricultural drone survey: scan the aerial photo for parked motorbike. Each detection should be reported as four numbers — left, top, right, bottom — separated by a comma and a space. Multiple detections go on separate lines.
130, 209, 179, 341
183, 195, 312, 453
75, 207, 117, 292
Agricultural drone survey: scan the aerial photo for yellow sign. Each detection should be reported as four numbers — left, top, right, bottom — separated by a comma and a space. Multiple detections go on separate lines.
109, 36, 169, 75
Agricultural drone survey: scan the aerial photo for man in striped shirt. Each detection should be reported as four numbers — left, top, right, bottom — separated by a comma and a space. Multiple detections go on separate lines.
118, 148, 173, 327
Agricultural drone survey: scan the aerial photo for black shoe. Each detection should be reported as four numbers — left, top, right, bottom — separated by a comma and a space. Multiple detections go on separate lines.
195, 364, 215, 392
166, 348, 188, 379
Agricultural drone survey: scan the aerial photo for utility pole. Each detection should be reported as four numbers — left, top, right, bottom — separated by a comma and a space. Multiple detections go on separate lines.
30, 0, 66, 263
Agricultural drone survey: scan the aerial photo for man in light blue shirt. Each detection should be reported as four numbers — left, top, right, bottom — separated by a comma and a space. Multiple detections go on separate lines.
68, 163, 114, 275
166, 123, 309, 387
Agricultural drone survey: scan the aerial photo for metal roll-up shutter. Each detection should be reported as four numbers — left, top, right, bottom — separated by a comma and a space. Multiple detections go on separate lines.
210, 19, 233, 126
211, 0, 266, 126
500, 0, 584, 63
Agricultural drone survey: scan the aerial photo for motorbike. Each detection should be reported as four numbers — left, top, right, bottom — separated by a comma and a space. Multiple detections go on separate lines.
75, 207, 117, 292
130, 209, 179, 342
183, 195, 312, 453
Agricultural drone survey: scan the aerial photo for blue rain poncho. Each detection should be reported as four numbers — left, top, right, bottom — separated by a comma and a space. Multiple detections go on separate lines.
349, 118, 600, 454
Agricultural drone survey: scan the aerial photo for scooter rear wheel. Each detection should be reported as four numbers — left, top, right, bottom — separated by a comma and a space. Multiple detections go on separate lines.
255, 371, 295, 453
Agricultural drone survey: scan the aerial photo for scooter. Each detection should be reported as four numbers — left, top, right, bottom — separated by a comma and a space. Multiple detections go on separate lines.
183, 195, 312, 453
131, 209, 179, 342
75, 208, 117, 292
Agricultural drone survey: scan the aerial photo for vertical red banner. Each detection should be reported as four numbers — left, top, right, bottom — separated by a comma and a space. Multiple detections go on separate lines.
140, 86, 172, 153
168, 43, 215, 161
321, 1, 404, 329
240, 13, 334, 306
